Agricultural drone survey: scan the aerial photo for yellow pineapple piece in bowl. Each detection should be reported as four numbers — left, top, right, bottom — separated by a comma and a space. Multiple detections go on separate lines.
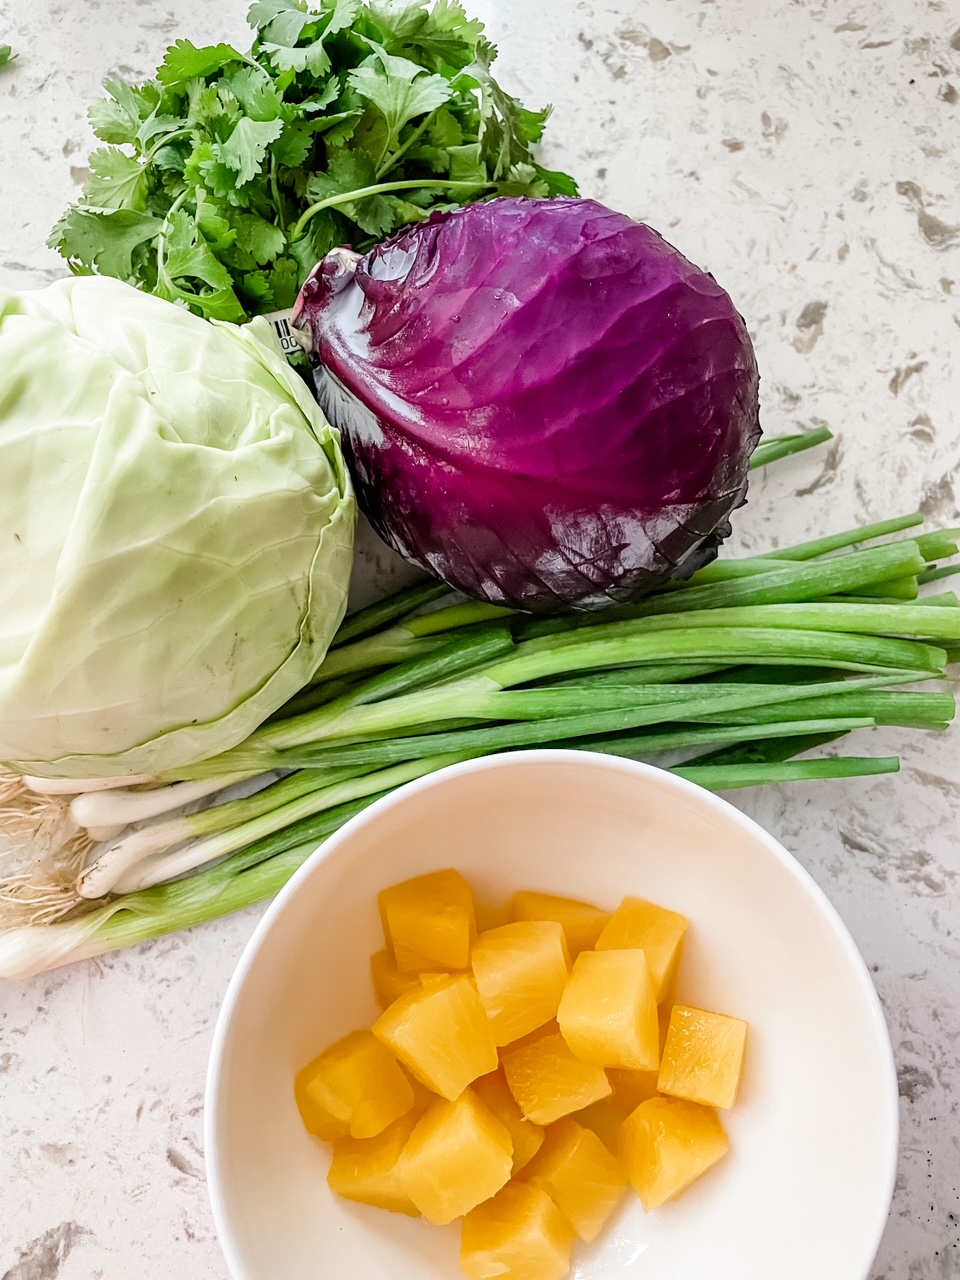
472, 920, 571, 1045
461, 1181, 575, 1280
327, 1113, 421, 1216
473, 1068, 546, 1172
596, 897, 688, 1001
372, 973, 497, 1100
370, 948, 425, 1008
501, 1028, 611, 1125
521, 1116, 628, 1242
573, 1098, 627, 1153
557, 948, 659, 1071
620, 1095, 729, 1211
379, 868, 477, 972
509, 890, 611, 957
607, 1066, 660, 1113
399, 1087, 513, 1224
295, 1030, 414, 1140
658, 1004, 748, 1110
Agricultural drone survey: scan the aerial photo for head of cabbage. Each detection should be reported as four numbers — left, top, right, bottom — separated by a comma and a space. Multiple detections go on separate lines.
0, 277, 355, 779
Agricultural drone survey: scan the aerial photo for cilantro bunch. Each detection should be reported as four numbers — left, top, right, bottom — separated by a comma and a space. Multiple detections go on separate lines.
49, 0, 577, 323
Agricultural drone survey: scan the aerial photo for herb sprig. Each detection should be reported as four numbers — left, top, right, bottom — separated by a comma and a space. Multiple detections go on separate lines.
50, 0, 577, 323
0, 44, 16, 68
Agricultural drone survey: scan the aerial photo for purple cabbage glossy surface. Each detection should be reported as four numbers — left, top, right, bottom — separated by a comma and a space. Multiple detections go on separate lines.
292, 197, 761, 613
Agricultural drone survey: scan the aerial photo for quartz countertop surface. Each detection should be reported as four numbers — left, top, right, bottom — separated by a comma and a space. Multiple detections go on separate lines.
1, 1, 958, 1276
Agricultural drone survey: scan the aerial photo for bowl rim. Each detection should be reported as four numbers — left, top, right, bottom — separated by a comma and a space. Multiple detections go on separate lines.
203, 748, 899, 1280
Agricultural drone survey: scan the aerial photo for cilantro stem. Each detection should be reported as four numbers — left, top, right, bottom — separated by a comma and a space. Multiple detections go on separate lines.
376, 110, 439, 181
154, 189, 190, 287
269, 153, 285, 230
290, 179, 496, 241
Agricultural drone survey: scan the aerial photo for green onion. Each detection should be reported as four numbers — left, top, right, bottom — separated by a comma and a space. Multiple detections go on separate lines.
675, 756, 900, 789
749, 427, 834, 469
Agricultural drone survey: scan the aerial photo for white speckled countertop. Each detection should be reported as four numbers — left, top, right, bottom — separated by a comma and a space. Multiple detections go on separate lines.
1, 1, 958, 1276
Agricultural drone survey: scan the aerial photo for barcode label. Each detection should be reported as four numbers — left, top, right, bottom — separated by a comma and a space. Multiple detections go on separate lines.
265, 308, 301, 357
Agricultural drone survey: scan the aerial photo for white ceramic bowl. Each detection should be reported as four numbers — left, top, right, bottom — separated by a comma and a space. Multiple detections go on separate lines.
205, 750, 898, 1280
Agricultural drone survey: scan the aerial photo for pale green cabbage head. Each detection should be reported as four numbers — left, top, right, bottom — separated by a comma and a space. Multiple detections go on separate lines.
0, 276, 355, 778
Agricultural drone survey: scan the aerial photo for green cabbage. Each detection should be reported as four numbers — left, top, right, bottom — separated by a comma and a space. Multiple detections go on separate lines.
0, 277, 355, 778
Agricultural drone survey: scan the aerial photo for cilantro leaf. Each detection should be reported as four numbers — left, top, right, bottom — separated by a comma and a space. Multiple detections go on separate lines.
81, 148, 150, 211
268, 256, 302, 308
231, 211, 287, 265
535, 164, 579, 198
48, 207, 162, 278
0, 44, 16, 69
262, 39, 331, 77
223, 65, 284, 121
248, 0, 314, 47
216, 116, 284, 185
157, 209, 246, 321
371, 0, 484, 70
157, 40, 244, 86
88, 78, 153, 145
348, 49, 453, 146
270, 120, 315, 167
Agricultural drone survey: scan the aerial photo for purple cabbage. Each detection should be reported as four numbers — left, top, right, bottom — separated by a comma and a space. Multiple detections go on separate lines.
292, 197, 761, 613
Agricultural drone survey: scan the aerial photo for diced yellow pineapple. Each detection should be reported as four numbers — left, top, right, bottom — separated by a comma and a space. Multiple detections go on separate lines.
295, 1030, 414, 1140
620, 1096, 729, 1211
379, 869, 477, 972
658, 1005, 747, 1110
573, 1099, 626, 1154
596, 897, 688, 1002
471, 920, 570, 1046
473, 1068, 545, 1172
399, 1088, 513, 1225
521, 1117, 628, 1242
461, 1182, 575, 1280
372, 974, 497, 1100
509, 890, 611, 958
607, 1067, 660, 1113
294, 1064, 349, 1141
327, 1113, 420, 1216
370, 948, 424, 1008
557, 949, 659, 1071
501, 1029, 611, 1126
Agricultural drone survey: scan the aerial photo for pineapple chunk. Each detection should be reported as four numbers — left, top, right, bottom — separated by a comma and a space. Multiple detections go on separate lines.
327, 1113, 420, 1216
521, 1117, 628, 1242
658, 1005, 748, 1110
509, 890, 610, 957
596, 897, 688, 1001
294, 1065, 348, 1142
461, 1182, 575, 1280
501, 1029, 611, 1125
370, 948, 424, 1008
472, 921, 570, 1045
557, 949, 659, 1071
399, 1088, 513, 1225
295, 1031, 414, 1139
372, 974, 497, 1100
607, 1067, 659, 1113
379, 869, 476, 972
473, 1069, 545, 1172
620, 1096, 729, 1211
574, 1099, 626, 1153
